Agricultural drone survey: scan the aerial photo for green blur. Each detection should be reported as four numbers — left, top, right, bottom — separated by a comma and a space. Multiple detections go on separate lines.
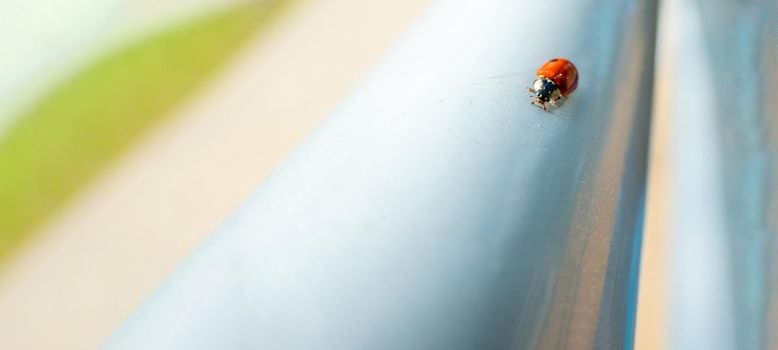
0, 0, 287, 263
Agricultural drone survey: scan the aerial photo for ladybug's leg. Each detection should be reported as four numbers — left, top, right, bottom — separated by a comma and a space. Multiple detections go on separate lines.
531, 100, 547, 111
527, 87, 536, 93
549, 95, 563, 107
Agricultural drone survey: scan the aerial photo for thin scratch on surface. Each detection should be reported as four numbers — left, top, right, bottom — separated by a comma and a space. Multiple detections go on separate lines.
475, 69, 533, 81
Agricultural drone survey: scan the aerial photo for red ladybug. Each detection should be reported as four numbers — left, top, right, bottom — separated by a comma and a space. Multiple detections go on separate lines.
527, 58, 578, 111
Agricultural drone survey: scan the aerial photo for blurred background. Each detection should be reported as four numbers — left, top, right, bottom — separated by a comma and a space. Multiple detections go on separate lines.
0, 0, 433, 348
0, 0, 776, 349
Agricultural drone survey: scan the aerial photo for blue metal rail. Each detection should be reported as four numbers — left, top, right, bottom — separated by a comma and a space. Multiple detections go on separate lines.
103, 0, 658, 348
665, 0, 778, 349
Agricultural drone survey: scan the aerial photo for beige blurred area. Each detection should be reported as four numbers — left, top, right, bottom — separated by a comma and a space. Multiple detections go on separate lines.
634, 0, 674, 347
633, 60, 670, 350
0, 0, 433, 349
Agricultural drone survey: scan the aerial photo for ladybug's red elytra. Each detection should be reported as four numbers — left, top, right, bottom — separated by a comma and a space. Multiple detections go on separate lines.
527, 58, 578, 111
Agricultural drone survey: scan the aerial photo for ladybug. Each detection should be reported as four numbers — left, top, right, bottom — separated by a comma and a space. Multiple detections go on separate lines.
527, 58, 578, 111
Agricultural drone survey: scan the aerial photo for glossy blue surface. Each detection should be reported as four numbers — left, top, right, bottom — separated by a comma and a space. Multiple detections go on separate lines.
104, 0, 657, 348
667, 0, 778, 349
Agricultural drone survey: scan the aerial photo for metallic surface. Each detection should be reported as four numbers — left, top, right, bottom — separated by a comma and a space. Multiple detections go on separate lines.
103, 0, 657, 348
665, 0, 778, 349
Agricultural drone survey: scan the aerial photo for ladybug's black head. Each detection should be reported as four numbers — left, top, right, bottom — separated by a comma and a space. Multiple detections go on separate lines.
532, 78, 561, 103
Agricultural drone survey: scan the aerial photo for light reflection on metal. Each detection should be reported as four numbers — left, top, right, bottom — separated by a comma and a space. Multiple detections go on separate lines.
666, 0, 778, 349
103, 0, 657, 348
664, 1, 735, 349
